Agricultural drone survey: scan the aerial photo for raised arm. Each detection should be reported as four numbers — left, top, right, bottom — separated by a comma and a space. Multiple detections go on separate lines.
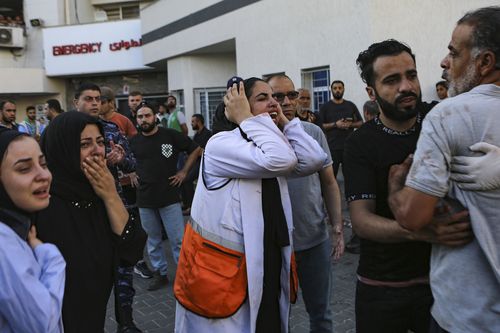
204, 82, 298, 180
284, 119, 328, 177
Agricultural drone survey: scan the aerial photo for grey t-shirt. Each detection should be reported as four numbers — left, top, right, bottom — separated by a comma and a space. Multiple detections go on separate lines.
287, 121, 332, 251
406, 84, 500, 333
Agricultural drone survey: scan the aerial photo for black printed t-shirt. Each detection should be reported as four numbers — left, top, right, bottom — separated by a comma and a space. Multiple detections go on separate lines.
343, 111, 432, 282
318, 99, 362, 151
130, 127, 198, 208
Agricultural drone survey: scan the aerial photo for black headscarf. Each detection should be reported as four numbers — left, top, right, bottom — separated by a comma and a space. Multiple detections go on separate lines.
212, 102, 238, 135
0, 128, 32, 239
36, 111, 116, 331
40, 111, 104, 201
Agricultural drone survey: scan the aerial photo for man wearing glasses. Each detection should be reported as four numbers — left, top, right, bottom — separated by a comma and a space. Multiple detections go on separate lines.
318, 80, 362, 177
267, 74, 344, 333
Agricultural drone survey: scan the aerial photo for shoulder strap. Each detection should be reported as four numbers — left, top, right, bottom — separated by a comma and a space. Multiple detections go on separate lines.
201, 151, 231, 191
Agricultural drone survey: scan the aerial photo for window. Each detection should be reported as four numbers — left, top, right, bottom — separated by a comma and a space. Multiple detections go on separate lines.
194, 88, 225, 130
301, 67, 331, 113
96, 3, 140, 21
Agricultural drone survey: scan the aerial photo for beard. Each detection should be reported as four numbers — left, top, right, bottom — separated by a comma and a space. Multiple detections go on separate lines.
192, 124, 199, 131
140, 121, 156, 133
444, 61, 480, 97
333, 92, 344, 100
1, 114, 12, 124
376, 91, 421, 122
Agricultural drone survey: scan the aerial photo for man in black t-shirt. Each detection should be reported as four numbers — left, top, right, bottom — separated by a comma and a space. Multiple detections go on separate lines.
130, 104, 201, 291
181, 113, 213, 215
318, 80, 362, 176
344, 40, 472, 333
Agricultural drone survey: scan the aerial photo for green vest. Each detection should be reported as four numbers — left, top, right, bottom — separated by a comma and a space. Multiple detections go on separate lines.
167, 109, 182, 132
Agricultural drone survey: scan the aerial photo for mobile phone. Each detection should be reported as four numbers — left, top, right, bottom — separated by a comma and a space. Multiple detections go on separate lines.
344, 117, 353, 121
226, 76, 243, 92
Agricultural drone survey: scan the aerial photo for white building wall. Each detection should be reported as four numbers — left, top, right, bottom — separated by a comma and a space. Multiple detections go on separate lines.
141, 0, 500, 110
168, 53, 236, 125
366, 0, 499, 102
141, 0, 220, 35
234, 0, 373, 103
1, 0, 152, 122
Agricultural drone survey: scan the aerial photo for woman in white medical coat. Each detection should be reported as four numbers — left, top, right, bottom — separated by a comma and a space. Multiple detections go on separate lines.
174, 78, 327, 333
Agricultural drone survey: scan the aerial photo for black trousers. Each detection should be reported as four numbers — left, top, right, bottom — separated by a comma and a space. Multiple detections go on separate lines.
330, 149, 344, 177
429, 316, 450, 333
355, 281, 433, 333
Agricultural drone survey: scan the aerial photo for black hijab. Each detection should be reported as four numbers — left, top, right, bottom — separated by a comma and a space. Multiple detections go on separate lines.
212, 102, 238, 135
40, 111, 104, 201
0, 128, 32, 239
36, 111, 116, 332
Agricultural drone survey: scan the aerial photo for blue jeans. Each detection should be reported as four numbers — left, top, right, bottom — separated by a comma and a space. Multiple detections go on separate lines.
295, 239, 333, 333
139, 203, 185, 275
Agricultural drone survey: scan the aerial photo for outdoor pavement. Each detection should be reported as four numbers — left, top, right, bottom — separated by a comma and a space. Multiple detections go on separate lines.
105, 170, 358, 333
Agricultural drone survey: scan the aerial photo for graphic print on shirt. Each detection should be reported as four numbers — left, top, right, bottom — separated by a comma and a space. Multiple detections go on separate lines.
161, 144, 173, 158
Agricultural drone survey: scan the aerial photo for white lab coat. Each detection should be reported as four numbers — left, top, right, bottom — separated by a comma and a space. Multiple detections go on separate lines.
175, 115, 327, 333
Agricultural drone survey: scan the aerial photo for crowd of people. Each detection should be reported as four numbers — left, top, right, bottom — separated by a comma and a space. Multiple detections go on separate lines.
0, 5, 499, 333
0, 14, 24, 28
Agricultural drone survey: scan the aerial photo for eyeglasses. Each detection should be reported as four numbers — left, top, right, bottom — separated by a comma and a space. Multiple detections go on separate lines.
272, 91, 299, 103
82, 96, 101, 103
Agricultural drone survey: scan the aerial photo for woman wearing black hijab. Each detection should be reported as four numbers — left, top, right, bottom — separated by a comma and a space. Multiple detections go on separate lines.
36, 112, 145, 333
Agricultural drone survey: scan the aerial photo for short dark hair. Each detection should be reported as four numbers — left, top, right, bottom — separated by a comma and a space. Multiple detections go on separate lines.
46, 99, 63, 113
331, 80, 344, 89
457, 6, 500, 68
265, 73, 292, 84
74, 82, 100, 99
137, 101, 156, 114
363, 100, 379, 116
435, 80, 448, 89
192, 113, 205, 124
129, 91, 142, 97
356, 39, 416, 87
100, 86, 115, 102
0, 100, 15, 110
26, 105, 36, 112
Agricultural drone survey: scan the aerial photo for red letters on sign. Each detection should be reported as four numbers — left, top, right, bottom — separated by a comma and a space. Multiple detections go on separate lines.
109, 39, 143, 52
52, 42, 102, 56
52, 39, 142, 56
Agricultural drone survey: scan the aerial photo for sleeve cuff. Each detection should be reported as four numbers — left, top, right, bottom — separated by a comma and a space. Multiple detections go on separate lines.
346, 193, 376, 202
405, 180, 446, 198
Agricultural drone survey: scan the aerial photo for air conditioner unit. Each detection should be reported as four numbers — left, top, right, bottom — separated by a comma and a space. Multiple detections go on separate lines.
0, 27, 25, 49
